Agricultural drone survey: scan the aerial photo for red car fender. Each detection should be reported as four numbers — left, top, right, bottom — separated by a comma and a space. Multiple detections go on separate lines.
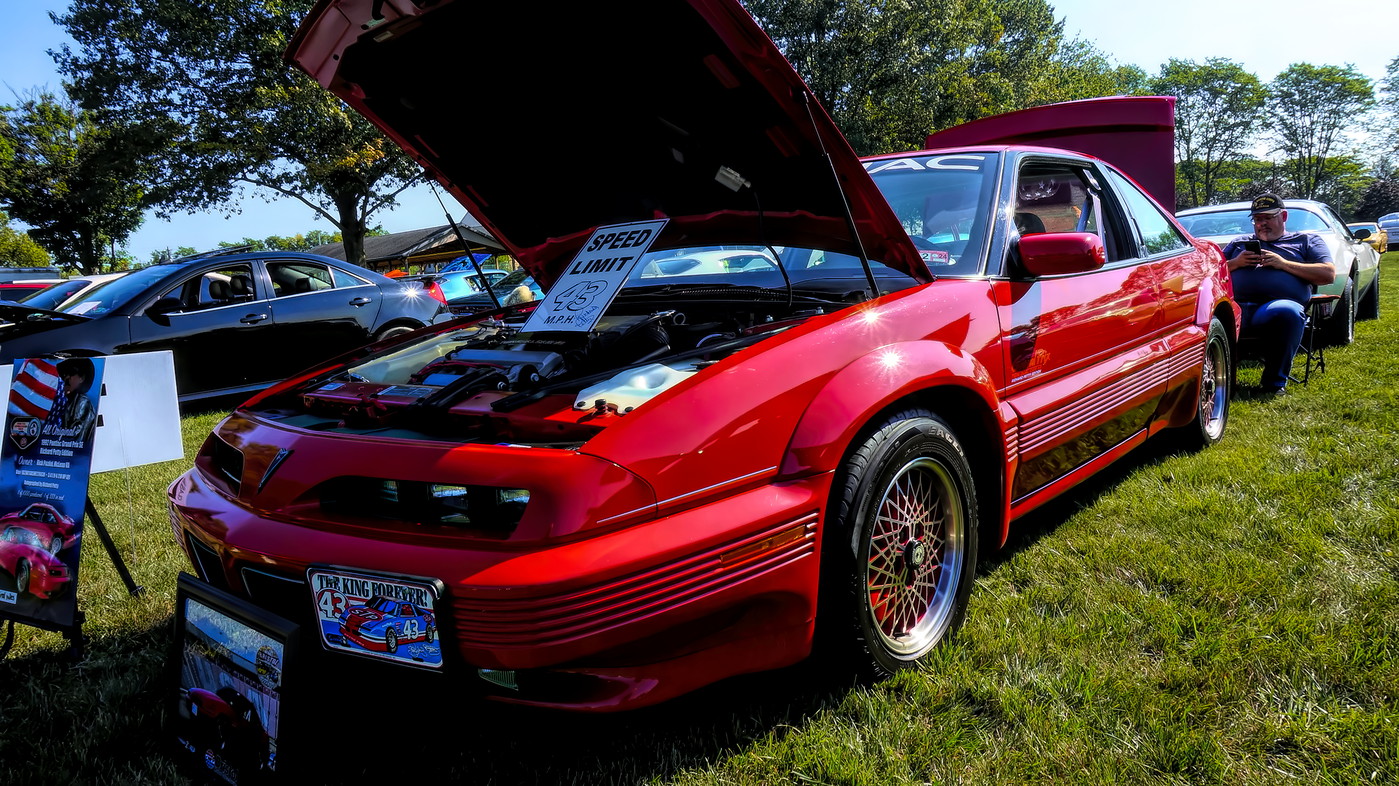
777, 338, 1009, 514
1194, 241, 1240, 339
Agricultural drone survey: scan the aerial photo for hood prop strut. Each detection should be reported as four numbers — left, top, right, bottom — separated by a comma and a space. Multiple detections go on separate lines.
432, 183, 504, 311
745, 190, 794, 311
800, 92, 880, 301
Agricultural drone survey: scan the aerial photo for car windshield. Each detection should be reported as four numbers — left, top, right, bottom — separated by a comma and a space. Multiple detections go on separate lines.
47, 265, 176, 316
19, 281, 88, 310
863, 151, 1000, 276
1179, 208, 1330, 236
366, 597, 397, 613
3, 526, 46, 549
618, 244, 912, 294
490, 268, 533, 293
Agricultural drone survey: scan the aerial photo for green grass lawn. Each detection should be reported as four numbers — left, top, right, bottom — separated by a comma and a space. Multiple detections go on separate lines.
2, 257, 1396, 784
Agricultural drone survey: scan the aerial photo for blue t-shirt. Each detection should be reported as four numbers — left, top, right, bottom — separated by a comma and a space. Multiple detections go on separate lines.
1220, 232, 1331, 305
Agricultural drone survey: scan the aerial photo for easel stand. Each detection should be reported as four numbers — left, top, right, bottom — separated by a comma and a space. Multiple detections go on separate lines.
86, 497, 143, 597
0, 497, 142, 661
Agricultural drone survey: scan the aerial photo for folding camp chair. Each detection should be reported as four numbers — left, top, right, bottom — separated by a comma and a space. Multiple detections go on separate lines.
1292, 293, 1339, 385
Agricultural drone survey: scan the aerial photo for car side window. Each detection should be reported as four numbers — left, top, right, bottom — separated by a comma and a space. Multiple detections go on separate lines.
1103, 168, 1189, 258
332, 267, 369, 288
1320, 206, 1350, 235
1014, 160, 1125, 263
267, 261, 337, 298
1282, 210, 1327, 232
160, 264, 257, 312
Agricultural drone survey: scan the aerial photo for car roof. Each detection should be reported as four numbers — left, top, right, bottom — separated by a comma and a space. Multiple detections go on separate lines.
145, 248, 384, 278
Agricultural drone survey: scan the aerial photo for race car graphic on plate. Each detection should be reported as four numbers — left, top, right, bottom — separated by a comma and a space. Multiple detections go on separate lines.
309, 568, 443, 669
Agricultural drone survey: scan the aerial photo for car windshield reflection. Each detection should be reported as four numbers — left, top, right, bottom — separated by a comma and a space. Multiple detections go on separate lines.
54, 265, 172, 316
863, 152, 1000, 275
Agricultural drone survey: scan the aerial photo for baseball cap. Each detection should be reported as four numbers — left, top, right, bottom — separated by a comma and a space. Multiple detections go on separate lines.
1249, 193, 1284, 215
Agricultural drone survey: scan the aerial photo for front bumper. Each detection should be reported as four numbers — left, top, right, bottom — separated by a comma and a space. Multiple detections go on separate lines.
169, 462, 831, 711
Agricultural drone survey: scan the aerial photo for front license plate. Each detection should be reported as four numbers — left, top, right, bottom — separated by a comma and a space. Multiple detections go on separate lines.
308, 567, 445, 670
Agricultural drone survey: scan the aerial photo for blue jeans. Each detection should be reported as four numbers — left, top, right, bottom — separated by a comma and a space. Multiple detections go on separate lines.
1241, 300, 1306, 390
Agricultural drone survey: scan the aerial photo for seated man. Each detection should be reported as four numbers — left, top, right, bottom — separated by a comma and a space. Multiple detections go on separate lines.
1220, 193, 1335, 394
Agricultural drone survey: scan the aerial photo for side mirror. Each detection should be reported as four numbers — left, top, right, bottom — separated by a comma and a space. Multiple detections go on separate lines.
147, 296, 184, 316
1352, 228, 1371, 240
1017, 232, 1107, 276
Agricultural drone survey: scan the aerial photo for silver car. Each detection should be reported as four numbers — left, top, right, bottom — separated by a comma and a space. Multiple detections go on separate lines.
1378, 212, 1399, 253
1177, 199, 1380, 346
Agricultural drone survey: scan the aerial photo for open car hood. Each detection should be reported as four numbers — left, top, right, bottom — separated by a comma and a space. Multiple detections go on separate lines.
288, 0, 927, 287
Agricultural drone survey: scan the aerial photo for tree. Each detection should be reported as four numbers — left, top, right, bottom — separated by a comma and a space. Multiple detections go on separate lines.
1380, 55, 1399, 156
1356, 175, 1399, 220
0, 92, 163, 274
743, 0, 1139, 156
1305, 155, 1370, 219
0, 210, 52, 267
1150, 59, 1265, 209
1025, 38, 1149, 107
55, 0, 423, 266
1266, 63, 1375, 199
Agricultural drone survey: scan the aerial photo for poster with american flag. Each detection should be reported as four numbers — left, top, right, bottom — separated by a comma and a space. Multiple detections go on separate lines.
1, 356, 105, 630
8, 358, 62, 449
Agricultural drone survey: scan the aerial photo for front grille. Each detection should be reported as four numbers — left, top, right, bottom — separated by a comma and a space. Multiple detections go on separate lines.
318, 477, 528, 538
241, 567, 309, 624
187, 538, 230, 592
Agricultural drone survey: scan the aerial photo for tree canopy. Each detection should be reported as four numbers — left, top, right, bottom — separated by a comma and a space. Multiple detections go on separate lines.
1380, 55, 1399, 157
0, 210, 53, 267
1266, 63, 1375, 201
55, 0, 424, 266
743, 0, 1146, 156
1151, 58, 1265, 209
0, 92, 163, 273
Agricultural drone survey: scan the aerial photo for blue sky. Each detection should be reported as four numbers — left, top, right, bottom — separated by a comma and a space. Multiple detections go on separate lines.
2, 0, 1394, 265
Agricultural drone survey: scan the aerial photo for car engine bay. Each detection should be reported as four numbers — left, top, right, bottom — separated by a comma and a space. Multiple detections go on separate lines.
260, 304, 816, 446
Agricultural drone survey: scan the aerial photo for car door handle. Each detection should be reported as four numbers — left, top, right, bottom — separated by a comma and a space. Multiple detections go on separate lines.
240, 313, 269, 324
349, 296, 373, 306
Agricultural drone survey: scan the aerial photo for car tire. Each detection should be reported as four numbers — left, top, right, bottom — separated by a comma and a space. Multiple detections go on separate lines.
1173, 318, 1231, 450
426, 625, 436, 643
374, 325, 416, 342
824, 409, 978, 679
15, 559, 30, 595
385, 627, 399, 653
1320, 277, 1355, 347
49, 536, 62, 554
1358, 269, 1379, 321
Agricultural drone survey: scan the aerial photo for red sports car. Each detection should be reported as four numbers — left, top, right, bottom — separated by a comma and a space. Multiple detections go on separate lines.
168, 0, 1238, 712
0, 525, 72, 599
0, 502, 78, 553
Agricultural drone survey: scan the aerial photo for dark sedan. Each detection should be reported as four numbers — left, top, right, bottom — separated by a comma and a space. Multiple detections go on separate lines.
0, 248, 440, 402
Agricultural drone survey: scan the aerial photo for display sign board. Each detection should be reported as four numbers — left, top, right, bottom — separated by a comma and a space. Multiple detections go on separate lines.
172, 574, 300, 785
521, 219, 666, 333
0, 357, 105, 630
0, 351, 182, 474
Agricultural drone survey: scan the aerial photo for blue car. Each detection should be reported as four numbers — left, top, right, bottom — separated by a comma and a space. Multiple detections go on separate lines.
338, 595, 437, 653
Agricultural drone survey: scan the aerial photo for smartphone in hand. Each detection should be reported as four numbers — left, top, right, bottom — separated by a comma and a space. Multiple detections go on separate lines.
1242, 240, 1261, 253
